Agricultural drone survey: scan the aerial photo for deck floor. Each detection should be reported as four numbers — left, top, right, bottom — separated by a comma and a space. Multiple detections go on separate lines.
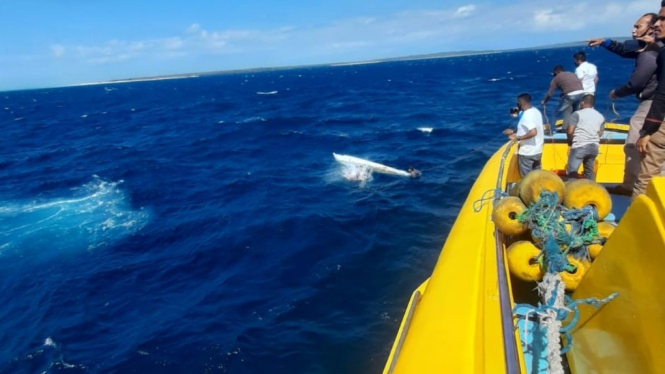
603, 184, 631, 222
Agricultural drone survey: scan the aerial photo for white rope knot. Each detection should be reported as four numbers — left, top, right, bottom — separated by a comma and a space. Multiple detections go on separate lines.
538, 273, 566, 374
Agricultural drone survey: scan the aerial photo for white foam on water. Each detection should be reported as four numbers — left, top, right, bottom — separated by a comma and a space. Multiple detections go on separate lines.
0, 176, 150, 256
417, 127, 433, 133
339, 162, 373, 187
237, 116, 267, 123
44, 337, 56, 347
256, 91, 278, 95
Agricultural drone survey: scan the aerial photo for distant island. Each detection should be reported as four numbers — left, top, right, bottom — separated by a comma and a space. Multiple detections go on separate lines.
75, 38, 628, 86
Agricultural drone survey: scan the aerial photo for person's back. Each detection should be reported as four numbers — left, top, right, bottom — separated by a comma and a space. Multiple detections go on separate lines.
576, 61, 598, 93
566, 95, 604, 180
574, 51, 598, 94
571, 107, 604, 148
552, 71, 584, 95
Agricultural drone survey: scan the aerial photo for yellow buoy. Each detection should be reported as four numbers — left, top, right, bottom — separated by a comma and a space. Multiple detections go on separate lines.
587, 221, 616, 259
504, 232, 532, 247
492, 197, 529, 236
507, 241, 544, 282
519, 170, 566, 206
579, 258, 593, 271
563, 179, 612, 220
560, 256, 587, 291
509, 180, 522, 197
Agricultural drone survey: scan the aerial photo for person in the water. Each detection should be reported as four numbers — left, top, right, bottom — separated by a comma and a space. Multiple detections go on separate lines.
407, 167, 421, 178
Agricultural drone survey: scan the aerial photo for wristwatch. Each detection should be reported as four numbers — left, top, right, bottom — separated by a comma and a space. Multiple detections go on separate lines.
516, 135, 522, 141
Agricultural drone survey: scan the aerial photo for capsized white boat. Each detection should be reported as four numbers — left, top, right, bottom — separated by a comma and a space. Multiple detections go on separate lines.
332, 153, 410, 177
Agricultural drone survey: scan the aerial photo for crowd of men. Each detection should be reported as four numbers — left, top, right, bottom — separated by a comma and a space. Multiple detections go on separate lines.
505, 2, 665, 201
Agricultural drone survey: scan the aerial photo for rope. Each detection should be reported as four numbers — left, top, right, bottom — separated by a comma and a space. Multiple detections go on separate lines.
607, 101, 620, 123
542, 104, 555, 138
539, 273, 565, 374
473, 188, 506, 212
420, 131, 506, 173
509, 190, 619, 365
516, 191, 602, 262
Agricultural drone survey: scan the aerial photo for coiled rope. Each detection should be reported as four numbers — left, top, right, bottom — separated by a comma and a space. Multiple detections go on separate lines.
510, 191, 618, 370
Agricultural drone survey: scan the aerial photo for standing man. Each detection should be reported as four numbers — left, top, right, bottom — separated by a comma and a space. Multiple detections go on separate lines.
505, 93, 545, 176
541, 65, 585, 131
588, 13, 659, 195
634, 1, 665, 199
566, 95, 605, 180
574, 51, 599, 94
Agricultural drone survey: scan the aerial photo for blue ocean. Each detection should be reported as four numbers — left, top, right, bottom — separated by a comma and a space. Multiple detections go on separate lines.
0, 47, 633, 373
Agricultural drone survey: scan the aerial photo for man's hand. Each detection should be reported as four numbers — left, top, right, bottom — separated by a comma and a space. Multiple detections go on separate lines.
637, 35, 655, 46
502, 129, 514, 135
509, 134, 517, 141
637, 135, 651, 154
540, 100, 546, 106
587, 38, 605, 47
609, 90, 618, 100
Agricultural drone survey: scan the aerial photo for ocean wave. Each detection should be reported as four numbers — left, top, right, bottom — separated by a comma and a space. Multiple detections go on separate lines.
237, 116, 267, 123
0, 176, 150, 256
257, 91, 278, 95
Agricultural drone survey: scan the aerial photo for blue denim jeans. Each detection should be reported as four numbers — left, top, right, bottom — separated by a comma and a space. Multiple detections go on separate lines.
566, 144, 599, 180
557, 93, 584, 131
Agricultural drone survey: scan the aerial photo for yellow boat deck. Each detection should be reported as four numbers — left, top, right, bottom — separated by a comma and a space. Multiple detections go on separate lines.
383, 129, 665, 373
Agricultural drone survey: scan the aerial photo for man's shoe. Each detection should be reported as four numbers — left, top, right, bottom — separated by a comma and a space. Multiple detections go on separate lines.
606, 185, 632, 196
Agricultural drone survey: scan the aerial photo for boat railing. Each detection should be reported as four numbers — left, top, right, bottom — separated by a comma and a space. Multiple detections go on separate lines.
493, 141, 521, 374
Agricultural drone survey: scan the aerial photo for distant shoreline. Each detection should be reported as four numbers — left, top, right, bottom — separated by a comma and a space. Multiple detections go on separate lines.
73, 74, 202, 86
26, 38, 627, 90
72, 50, 507, 87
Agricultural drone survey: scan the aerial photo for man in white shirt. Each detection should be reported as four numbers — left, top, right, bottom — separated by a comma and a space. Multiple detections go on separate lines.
574, 51, 599, 94
566, 94, 605, 180
503, 93, 545, 176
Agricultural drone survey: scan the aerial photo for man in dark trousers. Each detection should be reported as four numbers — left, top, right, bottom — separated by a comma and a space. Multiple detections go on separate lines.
634, 2, 665, 200
588, 13, 660, 195
566, 95, 605, 180
541, 65, 585, 131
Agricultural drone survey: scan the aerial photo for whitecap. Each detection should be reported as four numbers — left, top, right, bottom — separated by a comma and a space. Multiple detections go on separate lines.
417, 127, 433, 133
257, 91, 278, 95
237, 116, 267, 123
44, 337, 56, 347
339, 163, 373, 187
0, 176, 150, 256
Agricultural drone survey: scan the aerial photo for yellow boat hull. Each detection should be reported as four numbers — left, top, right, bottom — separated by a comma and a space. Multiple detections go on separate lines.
383, 132, 665, 373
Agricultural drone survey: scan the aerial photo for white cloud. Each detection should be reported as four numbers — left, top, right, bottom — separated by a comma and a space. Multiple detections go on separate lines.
164, 38, 184, 50
50, 44, 65, 58
186, 23, 200, 34
531, 1, 653, 31
455, 4, 477, 18
45, 0, 660, 67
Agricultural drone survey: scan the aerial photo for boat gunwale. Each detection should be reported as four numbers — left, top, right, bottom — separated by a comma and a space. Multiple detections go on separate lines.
494, 140, 522, 374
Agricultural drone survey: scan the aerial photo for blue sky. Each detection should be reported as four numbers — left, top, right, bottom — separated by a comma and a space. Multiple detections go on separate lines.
0, 0, 656, 91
